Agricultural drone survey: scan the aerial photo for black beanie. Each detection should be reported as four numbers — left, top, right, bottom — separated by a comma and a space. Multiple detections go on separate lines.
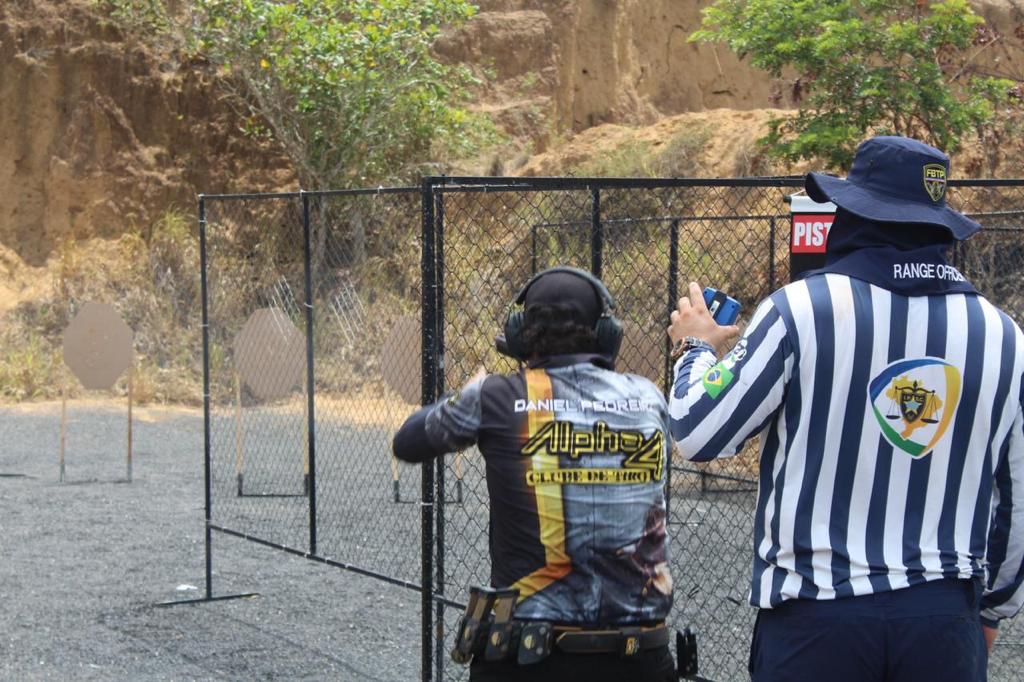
523, 270, 602, 325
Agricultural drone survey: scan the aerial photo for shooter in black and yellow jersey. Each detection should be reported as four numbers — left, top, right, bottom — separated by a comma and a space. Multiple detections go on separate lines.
393, 267, 675, 682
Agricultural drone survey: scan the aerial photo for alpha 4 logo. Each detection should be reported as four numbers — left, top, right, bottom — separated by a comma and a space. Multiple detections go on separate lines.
521, 420, 664, 484
868, 358, 961, 458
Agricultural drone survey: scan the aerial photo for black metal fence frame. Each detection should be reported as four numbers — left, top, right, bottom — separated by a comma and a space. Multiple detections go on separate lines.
193, 176, 1024, 681
192, 188, 429, 601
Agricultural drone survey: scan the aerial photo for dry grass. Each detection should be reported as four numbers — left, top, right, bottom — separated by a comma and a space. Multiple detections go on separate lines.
0, 210, 203, 405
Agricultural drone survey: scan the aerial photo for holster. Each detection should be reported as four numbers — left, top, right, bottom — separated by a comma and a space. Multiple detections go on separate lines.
677, 627, 708, 680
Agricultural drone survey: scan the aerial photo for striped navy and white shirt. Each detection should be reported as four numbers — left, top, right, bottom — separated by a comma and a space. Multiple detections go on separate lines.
669, 272, 1024, 626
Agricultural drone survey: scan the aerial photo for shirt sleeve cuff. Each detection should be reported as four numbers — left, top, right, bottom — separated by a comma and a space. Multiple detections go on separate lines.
672, 343, 716, 374
980, 614, 1000, 629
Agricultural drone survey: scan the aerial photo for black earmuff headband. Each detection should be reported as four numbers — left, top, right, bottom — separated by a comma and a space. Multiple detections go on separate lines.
496, 266, 623, 361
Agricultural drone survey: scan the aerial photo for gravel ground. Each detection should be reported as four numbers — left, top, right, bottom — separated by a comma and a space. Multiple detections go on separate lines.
2, 399, 1021, 682
0, 400, 419, 682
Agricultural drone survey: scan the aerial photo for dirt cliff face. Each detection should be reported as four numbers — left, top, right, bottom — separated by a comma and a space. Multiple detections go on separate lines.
0, 0, 293, 270
436, 0, 795, 150
439, 0, 1024, 155
547, 0, 792, 126
3, 0, 1024, 278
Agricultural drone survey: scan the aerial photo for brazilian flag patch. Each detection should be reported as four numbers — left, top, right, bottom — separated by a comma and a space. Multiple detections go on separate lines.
703, 364, 734, 399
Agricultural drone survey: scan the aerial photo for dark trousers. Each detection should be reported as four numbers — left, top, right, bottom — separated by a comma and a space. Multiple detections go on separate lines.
749, 578, 987, 682
469, 644, 675, 682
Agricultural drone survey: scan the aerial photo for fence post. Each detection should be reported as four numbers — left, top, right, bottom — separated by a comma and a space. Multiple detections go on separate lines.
531, 222, 537, 275
591, 187, 603, 277
433, 190, 448, 680
666, 218, 680, 513
199, 194, 214, 600
301, 191, 318, 556
156, 197, 256, 608
769, 216, 777, 292
420, 178, 438, 682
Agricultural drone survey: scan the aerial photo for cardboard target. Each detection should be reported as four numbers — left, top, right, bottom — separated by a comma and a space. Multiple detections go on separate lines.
382, 316, 421, 405
62, 302, 134, 390
234, 307, 306, 402
617, 320, 664, 383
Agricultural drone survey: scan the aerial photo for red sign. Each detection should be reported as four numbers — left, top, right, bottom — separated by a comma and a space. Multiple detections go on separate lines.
791, 214, 834, 253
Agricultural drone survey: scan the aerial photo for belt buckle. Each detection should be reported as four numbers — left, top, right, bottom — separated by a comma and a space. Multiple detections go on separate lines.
619, 627, 642, 658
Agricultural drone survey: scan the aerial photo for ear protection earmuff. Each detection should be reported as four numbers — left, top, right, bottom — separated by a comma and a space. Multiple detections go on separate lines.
497, 266, 623, 361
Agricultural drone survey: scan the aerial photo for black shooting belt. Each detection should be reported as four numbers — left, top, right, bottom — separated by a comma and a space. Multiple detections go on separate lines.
553, 623, 670, 656
473, 620, 669, 663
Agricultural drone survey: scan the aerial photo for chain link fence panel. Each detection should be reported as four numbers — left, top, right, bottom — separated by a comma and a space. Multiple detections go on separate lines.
201, 178, 1024, 681
202, 189, 427, 593
427, 177, 1024, 682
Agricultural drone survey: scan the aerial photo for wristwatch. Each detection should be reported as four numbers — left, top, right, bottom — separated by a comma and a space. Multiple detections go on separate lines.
670, 336, 714, 361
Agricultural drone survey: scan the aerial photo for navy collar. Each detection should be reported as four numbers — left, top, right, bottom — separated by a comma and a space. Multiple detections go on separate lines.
527, 353, 614, 370
803, 244, 978, 296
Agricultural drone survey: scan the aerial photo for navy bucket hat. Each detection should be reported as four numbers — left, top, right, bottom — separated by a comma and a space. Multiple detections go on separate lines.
805, 136, 981, 241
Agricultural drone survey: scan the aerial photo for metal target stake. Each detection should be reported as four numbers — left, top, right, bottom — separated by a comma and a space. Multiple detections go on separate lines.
59, 302, 135, 484
454, 450, 465, 505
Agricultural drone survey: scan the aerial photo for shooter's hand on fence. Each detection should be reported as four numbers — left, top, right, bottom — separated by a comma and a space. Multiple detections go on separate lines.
667, 282, 740, 357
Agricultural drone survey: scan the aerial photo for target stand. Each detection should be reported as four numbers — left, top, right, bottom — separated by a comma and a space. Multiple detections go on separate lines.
232, 307, 310, 498
383, 315, 465, 506
390, 450, 466, 506
59, 302, 135, 485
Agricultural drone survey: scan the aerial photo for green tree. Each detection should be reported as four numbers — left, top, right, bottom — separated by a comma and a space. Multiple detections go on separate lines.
195, 0, 493, 189
691, 0, 1018, 168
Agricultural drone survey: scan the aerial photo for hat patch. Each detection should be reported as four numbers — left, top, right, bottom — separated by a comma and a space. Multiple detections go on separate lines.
923, 164, 946, 202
